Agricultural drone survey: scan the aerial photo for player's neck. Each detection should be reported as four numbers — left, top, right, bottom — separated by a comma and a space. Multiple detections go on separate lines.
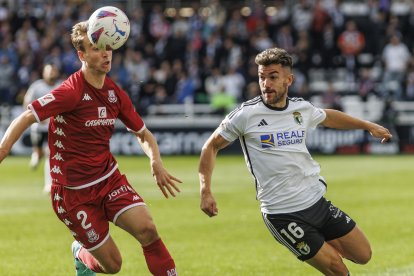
82, 68, 105, 89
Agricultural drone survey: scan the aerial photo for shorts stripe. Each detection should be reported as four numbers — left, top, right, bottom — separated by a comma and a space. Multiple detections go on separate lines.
65, 164, 119, 190
262, 213, 300, 257
113, 202, 146, 225
87, 232, 110, 252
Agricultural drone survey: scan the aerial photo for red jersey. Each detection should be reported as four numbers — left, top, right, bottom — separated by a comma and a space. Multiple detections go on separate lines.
29, 70, 145, 188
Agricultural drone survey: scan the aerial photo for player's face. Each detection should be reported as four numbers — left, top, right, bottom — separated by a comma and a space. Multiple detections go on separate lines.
43, 64, 59, 84
80, 37, 113, 74
258, 64, 293, 108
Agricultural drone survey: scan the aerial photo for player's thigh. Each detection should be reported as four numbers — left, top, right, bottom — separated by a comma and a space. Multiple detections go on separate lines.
327, 225, 372, 264
115, 204, 159, 246
89, 235, 122, 270
262, 213, 324, 261
306, 242, 348, 276
104, 174, 158, 245
51, 184, 110, 250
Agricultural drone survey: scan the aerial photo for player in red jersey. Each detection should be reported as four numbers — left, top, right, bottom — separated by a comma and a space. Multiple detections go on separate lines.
0, 21, 180, 276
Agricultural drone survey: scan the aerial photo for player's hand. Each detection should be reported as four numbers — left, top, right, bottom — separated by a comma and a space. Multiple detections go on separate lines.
200, 192, 218, 217
151, 163, 182, 198
368, 123, 393, 143
0, 149, 9, 164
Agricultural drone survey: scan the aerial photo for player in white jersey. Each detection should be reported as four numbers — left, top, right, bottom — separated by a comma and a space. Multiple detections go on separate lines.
23, 63, 61, 193
198, 48, 392, 275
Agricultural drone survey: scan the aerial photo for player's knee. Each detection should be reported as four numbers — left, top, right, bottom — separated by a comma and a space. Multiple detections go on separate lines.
104, 257, 122, 274
137, 222, 159, 244
354, 248, 372, 264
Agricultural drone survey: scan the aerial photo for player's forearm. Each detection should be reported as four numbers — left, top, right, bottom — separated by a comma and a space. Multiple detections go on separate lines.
322, 109, 372, 130
136, 129, 163, 164
198, 146, 217, 196
0, 110, 36, 160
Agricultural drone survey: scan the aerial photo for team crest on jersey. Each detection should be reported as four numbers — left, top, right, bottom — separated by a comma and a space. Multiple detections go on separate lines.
260, 134, 275, 148
38, 93, 55, 106
293, 111, 303, 125
86, 228, 100, 243
108, 90, 117, 103
296, 241, 311, 255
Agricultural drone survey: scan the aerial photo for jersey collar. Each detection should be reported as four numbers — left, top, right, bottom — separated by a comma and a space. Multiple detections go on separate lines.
261, 96, 289, 111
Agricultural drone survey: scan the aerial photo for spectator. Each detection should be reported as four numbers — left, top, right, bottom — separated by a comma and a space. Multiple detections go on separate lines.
310, 0, 330, 51
291, 0, 314, 33
322, 82, 343, 111
225, 8, 248, 42
175, 70, 196, 104
405, 70, 414, 100
337, 20, 366, 81
221, 66, 245, 102
267, 0, 290, 38
244, 81, 261, 100
0, 55, 15, 106
210, 85, 236, 115
358, 68, 377, 102
381, 33, 411, 99
320, 20, 339, 68
275, 24, 295, 54
205, 67, 224, 99
0, 0, 413, 117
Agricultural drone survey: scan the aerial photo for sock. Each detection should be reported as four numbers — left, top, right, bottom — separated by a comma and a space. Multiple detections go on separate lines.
78, 247, 105, 273
142, 239, 177, 276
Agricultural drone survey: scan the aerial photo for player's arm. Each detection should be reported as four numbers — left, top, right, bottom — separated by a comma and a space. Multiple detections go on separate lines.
0, 109, 37, 163
135, 128, 181, 198
321, 109, 392, 143
198, 128, 231, 217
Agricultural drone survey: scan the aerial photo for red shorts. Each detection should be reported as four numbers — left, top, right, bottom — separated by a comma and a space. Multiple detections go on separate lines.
50, 170, 145, 251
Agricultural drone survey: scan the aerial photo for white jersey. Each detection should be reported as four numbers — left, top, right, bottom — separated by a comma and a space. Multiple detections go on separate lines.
24, 79, 61, 132
219, 96, 327, 214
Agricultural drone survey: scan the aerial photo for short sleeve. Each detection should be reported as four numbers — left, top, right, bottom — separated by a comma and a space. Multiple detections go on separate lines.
308, 106, 326, 129
117, 88, 145, 132
28, 82, 80, 123
218, 108, 245, 142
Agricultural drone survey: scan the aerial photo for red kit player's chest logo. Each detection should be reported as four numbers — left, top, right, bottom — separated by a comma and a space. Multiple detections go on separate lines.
108, 90, 117, 103
98, 107, 107, 118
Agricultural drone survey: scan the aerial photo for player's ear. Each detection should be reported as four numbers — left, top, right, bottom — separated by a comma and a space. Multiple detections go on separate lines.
78, 50, 85, 61
287, 73, 294, 87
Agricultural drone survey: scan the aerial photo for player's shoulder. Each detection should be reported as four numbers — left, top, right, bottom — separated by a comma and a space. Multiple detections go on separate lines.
104, 76, 126, 94
227, 96, 262, 119
288, 97, 314, 108
29, 79, 46, 87
242, 96, 262, 107
62, 70, 84, 91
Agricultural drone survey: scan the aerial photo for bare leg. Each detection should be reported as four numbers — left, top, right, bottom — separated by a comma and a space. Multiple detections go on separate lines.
328, 225, 372, 264
306, 242, 349, 276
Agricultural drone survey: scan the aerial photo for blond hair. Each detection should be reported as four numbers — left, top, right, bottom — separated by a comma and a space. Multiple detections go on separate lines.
71, 21, 88, 51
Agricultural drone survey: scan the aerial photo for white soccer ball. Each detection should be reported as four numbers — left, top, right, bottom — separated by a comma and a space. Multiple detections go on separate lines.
87, 6, 130, 50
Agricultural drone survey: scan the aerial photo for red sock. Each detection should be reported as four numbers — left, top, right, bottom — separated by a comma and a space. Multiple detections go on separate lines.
142, 239, 177, 276
78, 247, 105, 273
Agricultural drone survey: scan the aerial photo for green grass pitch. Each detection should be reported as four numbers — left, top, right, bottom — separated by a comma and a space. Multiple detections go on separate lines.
1, 155, 413, 275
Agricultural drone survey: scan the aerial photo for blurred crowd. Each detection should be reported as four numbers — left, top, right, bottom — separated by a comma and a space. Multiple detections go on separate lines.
1, 0, 414, 116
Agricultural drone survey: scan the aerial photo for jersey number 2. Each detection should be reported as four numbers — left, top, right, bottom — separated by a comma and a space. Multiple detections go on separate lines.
77, 210, 92, 230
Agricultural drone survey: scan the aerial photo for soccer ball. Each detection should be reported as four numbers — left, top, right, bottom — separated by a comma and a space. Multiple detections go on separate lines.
87, 6, 130, 50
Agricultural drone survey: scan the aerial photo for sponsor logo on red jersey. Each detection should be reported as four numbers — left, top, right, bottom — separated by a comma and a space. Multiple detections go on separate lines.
38, 93, 56, 106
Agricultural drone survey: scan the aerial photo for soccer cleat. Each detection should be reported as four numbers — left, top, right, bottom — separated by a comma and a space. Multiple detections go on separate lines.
71, 241, 96, 276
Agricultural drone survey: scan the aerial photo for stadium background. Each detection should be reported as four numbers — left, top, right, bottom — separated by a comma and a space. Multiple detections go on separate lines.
0, 1, 414, 275
0, 0, 414, 155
